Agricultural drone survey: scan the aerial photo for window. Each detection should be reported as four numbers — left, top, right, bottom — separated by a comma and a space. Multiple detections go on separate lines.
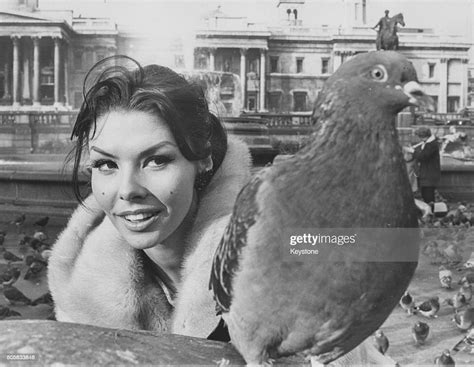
270, 57, 278, 73
296, 58, 304, 73
223, 58, 232, 72
74, 51, 83, 70
195, 54, 207, 70
447, 96, 460, 113
321, 58, 329, 74
268, 92, 282, 112
428, 63, 435, 79
293, 92, 307, 112
248, 96, 257, 111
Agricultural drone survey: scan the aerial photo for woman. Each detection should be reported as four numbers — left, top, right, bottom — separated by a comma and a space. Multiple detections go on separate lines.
47, 56, 252, 338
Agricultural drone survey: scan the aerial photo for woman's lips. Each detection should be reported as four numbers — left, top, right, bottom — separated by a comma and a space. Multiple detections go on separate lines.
117, 211, 161, 232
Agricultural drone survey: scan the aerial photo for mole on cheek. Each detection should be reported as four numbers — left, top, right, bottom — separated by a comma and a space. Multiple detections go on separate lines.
102, 192, 105, 195
170, 191, 174, 195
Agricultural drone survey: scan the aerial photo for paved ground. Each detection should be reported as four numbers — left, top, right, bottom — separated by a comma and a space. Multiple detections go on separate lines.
1, 216, 473, 365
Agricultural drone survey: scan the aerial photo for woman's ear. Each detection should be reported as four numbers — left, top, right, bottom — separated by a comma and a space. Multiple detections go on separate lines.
197, 155, 213, 173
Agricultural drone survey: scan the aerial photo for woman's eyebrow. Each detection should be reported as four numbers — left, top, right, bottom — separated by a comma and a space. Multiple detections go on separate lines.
139, 141, 177, 159
89, 141, 177, 160
90, 146, 116, 158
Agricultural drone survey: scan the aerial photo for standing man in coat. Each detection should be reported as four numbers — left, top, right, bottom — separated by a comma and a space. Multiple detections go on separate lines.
410, 127, 441, 207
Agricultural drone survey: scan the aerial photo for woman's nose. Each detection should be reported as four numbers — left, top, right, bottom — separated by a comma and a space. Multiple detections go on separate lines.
118, 170, 147, 201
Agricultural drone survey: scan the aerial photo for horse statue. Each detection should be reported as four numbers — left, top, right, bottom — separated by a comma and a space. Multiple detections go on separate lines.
376, 13, 405, 51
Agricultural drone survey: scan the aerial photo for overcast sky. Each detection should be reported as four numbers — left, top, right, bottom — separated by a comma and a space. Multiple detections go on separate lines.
38, 0, 472, 40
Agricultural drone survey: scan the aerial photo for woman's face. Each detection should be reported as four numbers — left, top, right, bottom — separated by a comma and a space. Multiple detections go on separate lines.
88, 109, 201, 249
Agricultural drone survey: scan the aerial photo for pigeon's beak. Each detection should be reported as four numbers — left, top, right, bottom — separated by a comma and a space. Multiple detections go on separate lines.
402, 81, 436, 112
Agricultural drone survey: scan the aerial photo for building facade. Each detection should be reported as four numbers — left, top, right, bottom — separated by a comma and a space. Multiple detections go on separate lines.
194, 0, 471, 114
0, 0, 471, 115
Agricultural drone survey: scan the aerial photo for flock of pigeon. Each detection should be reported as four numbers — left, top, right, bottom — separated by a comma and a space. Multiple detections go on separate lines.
372, 199, 474, 366
0, 213, 54, 320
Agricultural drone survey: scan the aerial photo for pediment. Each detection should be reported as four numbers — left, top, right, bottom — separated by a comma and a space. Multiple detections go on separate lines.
0, 11, 49, 22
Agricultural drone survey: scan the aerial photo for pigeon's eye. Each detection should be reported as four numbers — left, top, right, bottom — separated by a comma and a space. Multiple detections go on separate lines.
369, 65, 388, 82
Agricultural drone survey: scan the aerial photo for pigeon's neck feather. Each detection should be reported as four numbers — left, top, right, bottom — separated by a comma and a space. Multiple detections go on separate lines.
274, 100, 416, 228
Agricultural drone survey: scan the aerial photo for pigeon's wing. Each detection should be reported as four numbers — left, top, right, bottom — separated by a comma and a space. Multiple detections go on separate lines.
417, 301, 432, 312
209, 175, 263, 314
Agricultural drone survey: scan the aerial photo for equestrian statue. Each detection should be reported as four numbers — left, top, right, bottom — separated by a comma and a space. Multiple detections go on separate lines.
373, 10, 405, 50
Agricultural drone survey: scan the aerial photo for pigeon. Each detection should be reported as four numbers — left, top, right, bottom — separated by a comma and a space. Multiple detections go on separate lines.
34, 216, 49, 228
209, 51, 428, 365
412, 321, 430, 345
459, 279, 472, 302
31, 292, 54, 306
1, 265, 21, 285
0, 305, 21, 320
439, 265, 453, 289
11, 213, 25, 233
458, 272, 474, 286
399, 290, 415, 315
33, 230, 48, 242
373, 330, 389, 355
452, 307, 474, 331
446, 292, 469, 312
414, 296, 440, 318
434, 349, 455, 366
2, 283, 32, 305
453, 328, 474, 353
24, 259, 47, 280
1, 247, 22, 262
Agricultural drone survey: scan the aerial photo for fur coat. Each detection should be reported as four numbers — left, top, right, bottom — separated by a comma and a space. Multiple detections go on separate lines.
48, 136, 252, 337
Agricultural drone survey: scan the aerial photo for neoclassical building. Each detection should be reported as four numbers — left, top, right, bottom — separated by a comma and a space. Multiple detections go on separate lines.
0, 0, 117, 111
0, 0, 471, 114
193, 0, 471, 113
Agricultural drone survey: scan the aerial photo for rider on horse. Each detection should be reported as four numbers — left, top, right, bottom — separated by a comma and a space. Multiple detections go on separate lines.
373, 10, 390, 50
373, 10, 405, 50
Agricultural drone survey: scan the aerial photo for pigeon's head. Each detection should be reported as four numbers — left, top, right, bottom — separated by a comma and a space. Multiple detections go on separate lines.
320, 51, 434, 116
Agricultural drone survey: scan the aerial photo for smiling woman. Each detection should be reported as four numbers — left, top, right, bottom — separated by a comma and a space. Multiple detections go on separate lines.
47, 56, 252, 337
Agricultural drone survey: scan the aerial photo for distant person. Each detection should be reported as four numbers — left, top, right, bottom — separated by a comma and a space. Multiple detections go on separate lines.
406, 127, 441, 206
373, 10, 390, 33
373, 10, 390, 49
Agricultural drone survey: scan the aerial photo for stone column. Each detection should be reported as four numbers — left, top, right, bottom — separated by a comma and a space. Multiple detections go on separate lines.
438, 58, 449, 113
12, 35, 20, 107
239, 48, 247, 111
259, 48, 266, 112
32, 36, 40, 106
460, 58, 468, 109
64, 42, 69, 106
53, 37, 61, 107
333, 51, 343, 72
22, 41, 30, 102
209, 48, 215, 71
4, 45, 11, 99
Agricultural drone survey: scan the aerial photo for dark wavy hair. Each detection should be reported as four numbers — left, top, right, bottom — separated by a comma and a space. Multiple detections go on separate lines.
69, 55, 227, 203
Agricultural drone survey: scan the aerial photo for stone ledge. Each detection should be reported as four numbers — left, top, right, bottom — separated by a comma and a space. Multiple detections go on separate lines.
0, 320, 305, 366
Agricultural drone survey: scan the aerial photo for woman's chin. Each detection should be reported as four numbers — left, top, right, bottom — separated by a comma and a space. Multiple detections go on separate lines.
119, 231, 162, 250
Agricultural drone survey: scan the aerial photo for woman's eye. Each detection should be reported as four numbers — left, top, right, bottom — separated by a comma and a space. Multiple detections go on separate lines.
91, 159, 117, 172
369, 65, 388, 82
144, 155, 172, 168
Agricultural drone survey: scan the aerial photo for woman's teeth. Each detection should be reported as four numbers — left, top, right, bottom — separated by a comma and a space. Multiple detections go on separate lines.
124, 213, 156, 222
